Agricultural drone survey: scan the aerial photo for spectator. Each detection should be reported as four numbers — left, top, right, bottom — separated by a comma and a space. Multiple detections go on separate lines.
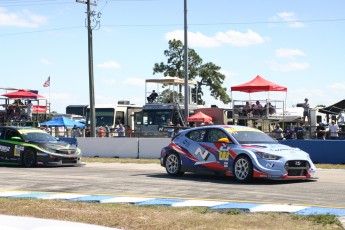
71, 124, 81, 137
265, 102, 276, 115
315, 122, 326, 140
44, 125, 51, 133
242, 101, 252, 116
252, 101, 263, 116
85, 125, 91, 137
26, 100, 33, 120
294, 122, 304, 139
98, 126, 105, 137
104, 125, 110, 137
302, 98, 310, 126
284, 125, 294, 139
147, 90, 158, 103
273, 124, 283, 140
116, 124, 126, 137
329, 120, 339, 140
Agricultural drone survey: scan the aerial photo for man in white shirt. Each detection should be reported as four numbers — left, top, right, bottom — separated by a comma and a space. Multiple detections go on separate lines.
26, 100, 33, 120
329, 120, 339, 140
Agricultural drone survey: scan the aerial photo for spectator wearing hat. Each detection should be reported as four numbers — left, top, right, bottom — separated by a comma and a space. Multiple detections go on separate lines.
302, 98, 310, 126
329, 120, 340, 140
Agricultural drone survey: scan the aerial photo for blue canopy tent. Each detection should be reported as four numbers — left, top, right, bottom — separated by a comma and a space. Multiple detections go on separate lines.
41, 116, 85, 128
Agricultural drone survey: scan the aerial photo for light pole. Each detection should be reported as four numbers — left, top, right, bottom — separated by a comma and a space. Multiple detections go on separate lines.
183, 0, 189, 121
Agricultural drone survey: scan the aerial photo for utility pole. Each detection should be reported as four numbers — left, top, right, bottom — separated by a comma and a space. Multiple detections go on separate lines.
76, 0, 99, 137
183, 0, 189, 122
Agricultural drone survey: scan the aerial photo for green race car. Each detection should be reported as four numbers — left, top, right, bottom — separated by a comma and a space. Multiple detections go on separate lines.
0, 126, 83, 167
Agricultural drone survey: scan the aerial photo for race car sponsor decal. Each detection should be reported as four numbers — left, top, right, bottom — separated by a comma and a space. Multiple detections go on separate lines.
219, 150, 229, 161
14, 145, 24, 156
214, 143, 237, 161
194, 147, 210, 161
0, 145, 10, 153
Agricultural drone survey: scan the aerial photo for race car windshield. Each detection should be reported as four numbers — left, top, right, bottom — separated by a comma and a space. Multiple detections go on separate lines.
21, 132, 57, 142
230, 131, 276, 144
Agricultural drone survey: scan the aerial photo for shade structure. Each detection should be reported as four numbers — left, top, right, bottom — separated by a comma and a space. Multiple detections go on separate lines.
186, 111, 213, 123
2, 89, 45, 99
231, 75, 287, 93
40, 116, 85, 128
318, 100, 345, 115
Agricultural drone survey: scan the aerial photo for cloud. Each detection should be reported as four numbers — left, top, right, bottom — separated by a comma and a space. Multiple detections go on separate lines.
165, 29, 267, 48
275, 48, 305, 58
215, 29, 266, 47
96, 61, 121, 69
269, 61, 309, 71
327, 82, 345, 91
275, 12, 305, 28
0, 7, 47, 28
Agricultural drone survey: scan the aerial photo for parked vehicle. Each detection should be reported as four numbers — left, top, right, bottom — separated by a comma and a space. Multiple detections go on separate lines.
160, 125, 317, 182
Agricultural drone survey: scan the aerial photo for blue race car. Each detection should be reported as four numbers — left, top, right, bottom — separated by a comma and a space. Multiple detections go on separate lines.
160, 125, 316, 182
0, 126, 83, 167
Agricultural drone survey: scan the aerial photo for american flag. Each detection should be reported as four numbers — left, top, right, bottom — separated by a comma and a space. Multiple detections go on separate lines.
43, 76, 50, 87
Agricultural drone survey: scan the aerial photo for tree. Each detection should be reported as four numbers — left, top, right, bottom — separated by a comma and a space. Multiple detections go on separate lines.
153, 39, 231, 105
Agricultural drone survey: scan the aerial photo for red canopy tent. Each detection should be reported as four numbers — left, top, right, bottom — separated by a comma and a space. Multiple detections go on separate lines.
2, 89, 44, 99
186, 111, 213, 123
231, 75, 287, 93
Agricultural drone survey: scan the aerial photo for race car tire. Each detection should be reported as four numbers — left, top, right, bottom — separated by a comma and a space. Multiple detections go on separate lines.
165, 153, 184, 176
233, 155, 253, 182
22, 148, 37, 168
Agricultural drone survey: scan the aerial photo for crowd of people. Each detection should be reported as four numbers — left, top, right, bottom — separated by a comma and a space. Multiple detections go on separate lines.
242, 101, 276, 117
272, 120, 341, 140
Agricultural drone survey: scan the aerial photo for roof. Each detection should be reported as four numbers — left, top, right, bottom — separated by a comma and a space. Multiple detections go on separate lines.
318, 100, 345, 115
146, 76, 197, 85
231, 75, 287, 93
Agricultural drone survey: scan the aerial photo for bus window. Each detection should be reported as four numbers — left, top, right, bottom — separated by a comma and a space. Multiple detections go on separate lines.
115, 111, 124, 125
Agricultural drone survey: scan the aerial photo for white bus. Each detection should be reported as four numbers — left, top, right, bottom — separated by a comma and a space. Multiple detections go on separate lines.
85, 101, 142, 130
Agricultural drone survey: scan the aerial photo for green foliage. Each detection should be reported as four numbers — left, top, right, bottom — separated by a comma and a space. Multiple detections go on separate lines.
293, 214, 341, 226
153, 39, 231, 105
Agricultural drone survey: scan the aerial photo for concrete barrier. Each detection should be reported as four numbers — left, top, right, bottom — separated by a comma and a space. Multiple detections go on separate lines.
77, 137, 139, 158
76, 137, 345, 164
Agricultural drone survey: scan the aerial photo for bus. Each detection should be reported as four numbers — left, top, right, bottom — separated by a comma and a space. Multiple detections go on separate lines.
135, 77, 204, 137
85, 101, 142, 131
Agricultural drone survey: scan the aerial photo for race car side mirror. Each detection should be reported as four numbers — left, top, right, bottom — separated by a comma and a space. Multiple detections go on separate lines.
218, 138, 230, 143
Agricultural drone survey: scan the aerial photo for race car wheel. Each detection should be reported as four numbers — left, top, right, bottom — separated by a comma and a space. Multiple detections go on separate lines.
22, 148, 37, 168
165, 153, 184, 176
233, 155, 253, 182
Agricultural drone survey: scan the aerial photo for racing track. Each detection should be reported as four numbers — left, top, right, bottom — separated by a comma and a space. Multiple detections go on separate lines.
0, 163, 344, 208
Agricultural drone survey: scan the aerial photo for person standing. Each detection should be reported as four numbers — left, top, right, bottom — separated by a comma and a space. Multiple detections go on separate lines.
71, 124, 81, 138
44, 125, 51, 133
329, 120, 340, 140
116, 124, 126, 137
273, 124, 283, 140
26, 100, 33, 121
315, 122, 326, 140
302, 98, 310, 126
294, 122, 305, 139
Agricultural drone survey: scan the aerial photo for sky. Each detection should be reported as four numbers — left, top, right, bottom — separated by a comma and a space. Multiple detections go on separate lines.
1, 0, 344, 114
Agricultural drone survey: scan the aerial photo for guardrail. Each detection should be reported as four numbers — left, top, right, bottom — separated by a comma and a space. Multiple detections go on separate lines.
69, 137, 345, 164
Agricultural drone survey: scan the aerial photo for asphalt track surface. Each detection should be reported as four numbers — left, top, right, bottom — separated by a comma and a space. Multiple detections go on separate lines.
0, 163, 344, 208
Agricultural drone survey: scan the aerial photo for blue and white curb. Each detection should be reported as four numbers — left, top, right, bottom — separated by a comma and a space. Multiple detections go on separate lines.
1, 191, 345, 217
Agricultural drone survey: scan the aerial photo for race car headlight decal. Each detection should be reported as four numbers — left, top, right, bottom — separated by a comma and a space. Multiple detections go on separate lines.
256, 152, 281, 160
